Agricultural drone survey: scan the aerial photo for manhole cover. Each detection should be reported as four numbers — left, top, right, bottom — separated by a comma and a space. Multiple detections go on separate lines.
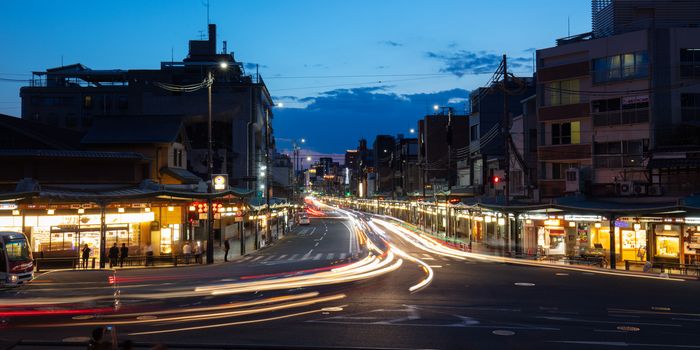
136, 315, 158, 320
492, 330, 515, 336
617, 326, 640, 332
514, 282, 535, 287
71, 315, 94, 320
62, 337, 90, 342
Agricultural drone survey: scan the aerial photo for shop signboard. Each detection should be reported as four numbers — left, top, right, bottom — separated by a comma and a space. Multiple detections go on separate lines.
0, 203, 18, 210
212, 174, 228, 192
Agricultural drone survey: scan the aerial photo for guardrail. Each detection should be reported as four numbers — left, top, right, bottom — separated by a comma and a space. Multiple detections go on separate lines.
625, 260, 700, 277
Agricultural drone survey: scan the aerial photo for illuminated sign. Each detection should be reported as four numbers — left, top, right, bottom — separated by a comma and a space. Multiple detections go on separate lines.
544, 219, 560, 226
212, 174, 228, 191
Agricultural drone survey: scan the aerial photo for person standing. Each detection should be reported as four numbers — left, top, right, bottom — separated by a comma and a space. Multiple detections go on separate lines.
182, 242, 192, 264
144, 242, 154, 266
81, 244, 91, 269
119, 243, 129, 268
224, 239, 230, 262
108, 243, 119, 268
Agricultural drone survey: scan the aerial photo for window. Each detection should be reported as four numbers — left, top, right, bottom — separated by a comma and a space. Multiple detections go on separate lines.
592, 96, 649, 126
5, 240, 29, 261
680, 49, 700, 78
594, 139, 648, 168
551, 163, 577, 180
681, 93, 700, 122
551, 121, 580, 145
546, 79, 580, 106
592, 51, 648, 83
83, 95, 92, 109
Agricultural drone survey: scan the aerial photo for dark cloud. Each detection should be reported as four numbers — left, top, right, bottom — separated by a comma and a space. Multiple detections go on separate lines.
243, 62, 268, 71
426, 50, 533, 77
380, 40, 403, 47
274, 87, 469, 153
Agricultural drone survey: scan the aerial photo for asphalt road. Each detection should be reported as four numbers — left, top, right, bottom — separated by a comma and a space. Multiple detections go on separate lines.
2, 211, 700, 350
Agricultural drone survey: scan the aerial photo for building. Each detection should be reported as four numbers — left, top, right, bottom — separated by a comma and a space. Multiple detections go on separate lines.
19, 24, 275, 193
418, 112, 469, 196
467, 78, 535, 197
372, 135, 396, 195
536, 0, 700, 198
508, 95, 539, 199
395, 135, 420, 197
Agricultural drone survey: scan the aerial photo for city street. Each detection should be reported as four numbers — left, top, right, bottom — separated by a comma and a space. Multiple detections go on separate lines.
2, 209, 700, 349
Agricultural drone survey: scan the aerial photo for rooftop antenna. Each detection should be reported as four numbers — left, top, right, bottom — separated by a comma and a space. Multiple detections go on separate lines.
568, 16, 571, 37
171, 47, 174, 63
61, 54, 63, 67
222, 40, 227, 54
203, 0, 210, 25
198, 30, 205, 40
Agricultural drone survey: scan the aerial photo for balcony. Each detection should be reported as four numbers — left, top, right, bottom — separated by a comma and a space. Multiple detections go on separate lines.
538, 61, 590, 82
538, 103, 590, 122
538, 144, 591, 161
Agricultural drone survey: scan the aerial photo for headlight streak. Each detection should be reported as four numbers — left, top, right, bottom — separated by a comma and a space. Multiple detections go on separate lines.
372, 218, 685, 282
127, 304, 349, 336
367, 221, 434, 293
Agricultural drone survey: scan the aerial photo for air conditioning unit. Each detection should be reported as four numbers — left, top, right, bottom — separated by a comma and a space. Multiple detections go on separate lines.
618, 181, 634, 196
648, 184, 664, 196
632, 183, 647, 195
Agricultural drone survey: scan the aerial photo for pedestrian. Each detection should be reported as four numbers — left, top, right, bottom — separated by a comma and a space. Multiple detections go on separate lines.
81, 244, 91, 269
182, 242, 192, 264
145, 242, 154, 266
193, 243, 201, 263
119, 243, 129, 268
108, 243, 119, 268
224, 239, 230, 262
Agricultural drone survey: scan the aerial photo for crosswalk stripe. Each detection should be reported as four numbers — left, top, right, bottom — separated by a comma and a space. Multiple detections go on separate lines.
279, 254, 287, 260
250, 256, 264, 262
241, 256, 253, 261
339, 253, 347, 260
262, 255, 275, 261
313, 253, 323, 260
326, 253, 335, 260
289, 254, 299, 260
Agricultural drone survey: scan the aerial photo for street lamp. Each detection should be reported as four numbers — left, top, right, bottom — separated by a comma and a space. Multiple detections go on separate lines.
206, 61, 228, 265
306, 156, 312, 162
409, 128, 415, 134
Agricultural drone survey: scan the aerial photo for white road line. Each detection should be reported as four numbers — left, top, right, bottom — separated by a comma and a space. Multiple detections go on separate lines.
262, 255, 276, 261
313, 253, 323, 260
339, 253, 347, 260
289, 254, 299, 260
314, 242, 319, 247
278, 255, 287, 260
305, 249, 313, 256
327, 253, 335, 260
250, 256, 264, 262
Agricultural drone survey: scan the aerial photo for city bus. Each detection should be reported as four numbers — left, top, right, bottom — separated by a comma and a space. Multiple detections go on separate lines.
0, 232, 33, 286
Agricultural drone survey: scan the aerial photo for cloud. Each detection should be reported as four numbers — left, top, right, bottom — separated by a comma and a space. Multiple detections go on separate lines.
425, 50, 533, 77
274, 87, 470, 153
243, 62, 268, 71
380, 40, 403, 47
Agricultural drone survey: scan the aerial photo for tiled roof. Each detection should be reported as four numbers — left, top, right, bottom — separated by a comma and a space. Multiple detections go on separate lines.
0, 149, 144, 159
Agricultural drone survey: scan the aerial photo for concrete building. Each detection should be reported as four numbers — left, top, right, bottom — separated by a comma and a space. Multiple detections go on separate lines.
508, 95, 539, 199
537, 0, 700, 198
372, 135, 396, 195
19, 24, 275, 192
417, 113, 469, 196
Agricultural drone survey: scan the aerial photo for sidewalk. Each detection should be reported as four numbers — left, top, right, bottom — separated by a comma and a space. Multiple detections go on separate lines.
388, 217, 697, 281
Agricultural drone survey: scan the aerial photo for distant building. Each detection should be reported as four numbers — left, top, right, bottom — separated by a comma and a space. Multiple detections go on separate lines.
417, 112, 469, 195
20, 24, 274, 192
372, 135, 396, 195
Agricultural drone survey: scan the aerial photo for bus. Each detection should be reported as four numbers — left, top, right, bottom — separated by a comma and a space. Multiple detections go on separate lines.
0, 232, 33, 286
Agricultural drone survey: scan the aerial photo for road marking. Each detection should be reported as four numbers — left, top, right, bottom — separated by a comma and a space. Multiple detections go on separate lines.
617, 325, 640, 332
327, 253, 335, 260
314, 242, 319, 247
278, 254, 287, 260
250, 256, 264, 262
313, 253, 323, 260
492, 330, 515, 336
339, 253, 347, 260
555, 273, 569, 276
429, 265, 442, 268
262, 255, 276, 261
305, 249, 313, 256
514, 282, 535, 287
289, 254, 299, 260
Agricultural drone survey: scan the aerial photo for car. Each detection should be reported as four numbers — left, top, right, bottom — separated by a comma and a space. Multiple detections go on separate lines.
299, 215, 310, 225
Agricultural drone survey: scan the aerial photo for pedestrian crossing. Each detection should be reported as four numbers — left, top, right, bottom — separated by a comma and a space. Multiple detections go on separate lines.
239, 252, 350, 263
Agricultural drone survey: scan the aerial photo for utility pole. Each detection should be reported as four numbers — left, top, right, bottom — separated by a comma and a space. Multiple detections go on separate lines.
265, 108, 271, 245
502, 54, 511, 255
206, 70, 214, 264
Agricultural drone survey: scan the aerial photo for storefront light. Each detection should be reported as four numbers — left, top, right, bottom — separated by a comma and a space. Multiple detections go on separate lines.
189, 205, 196, 212
664, 224, 672, 231
77, 208, 85, 214
484, 216, 492, 223
167, 206, 175, 212
497, 218, 505, 226
525, 219, 533, 224
568, 221, 576, 228
594, 222, 602, 228
633, 223, 642, 231
544, 219, 560, 226
145, 207, 151, 212
47, 209, 55, 215
118, 207, 125, 213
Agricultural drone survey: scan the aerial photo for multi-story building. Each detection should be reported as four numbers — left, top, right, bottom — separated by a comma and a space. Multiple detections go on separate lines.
418, 113, 469, 195
372, 135, 396, 195
19, 24, 274, 192
395, 135, 420, 197
536, 0, 700, 198
466, 78, 535, 197
508, 95, 539, 199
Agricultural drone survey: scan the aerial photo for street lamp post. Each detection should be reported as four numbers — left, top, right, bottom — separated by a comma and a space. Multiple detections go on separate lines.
206, 62, 228, 265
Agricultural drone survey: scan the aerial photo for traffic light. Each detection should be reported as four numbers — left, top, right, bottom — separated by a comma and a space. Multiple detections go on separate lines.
489, 170, 506, 190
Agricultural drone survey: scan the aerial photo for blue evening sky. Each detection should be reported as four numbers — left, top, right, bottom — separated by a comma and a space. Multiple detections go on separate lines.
0, 0, 590, 158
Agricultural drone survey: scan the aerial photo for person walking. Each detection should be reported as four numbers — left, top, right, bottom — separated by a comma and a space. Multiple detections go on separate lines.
119, 243, 129, 268
224, 239, 230, 262
81, 244, 91, 269
108, 243, 119, 268
144, 242, 154, 266
182, 242, 192, 264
